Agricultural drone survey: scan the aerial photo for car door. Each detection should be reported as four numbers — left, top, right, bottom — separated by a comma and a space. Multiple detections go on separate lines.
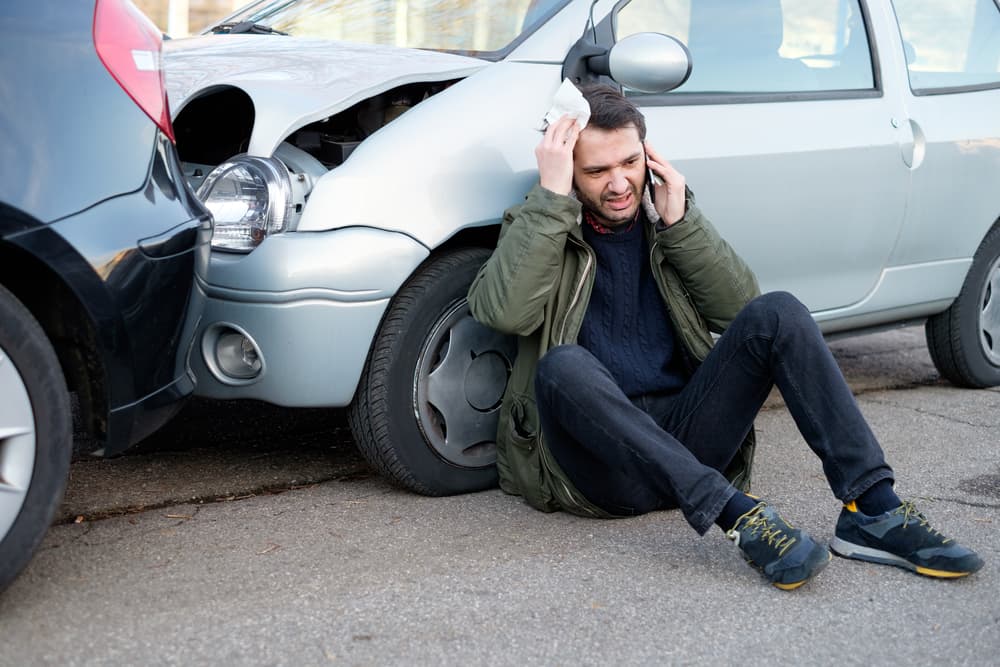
612, 0, 911, 318
883, 0, 1000, 269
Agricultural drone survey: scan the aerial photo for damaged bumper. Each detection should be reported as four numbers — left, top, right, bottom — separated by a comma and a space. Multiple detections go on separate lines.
190, 226, 429, 406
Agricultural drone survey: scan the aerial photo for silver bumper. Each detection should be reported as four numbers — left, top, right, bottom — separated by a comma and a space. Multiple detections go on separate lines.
191, 227, 429, 407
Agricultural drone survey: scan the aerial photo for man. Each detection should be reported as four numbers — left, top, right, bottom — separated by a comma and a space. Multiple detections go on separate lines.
467, 84, 983, 589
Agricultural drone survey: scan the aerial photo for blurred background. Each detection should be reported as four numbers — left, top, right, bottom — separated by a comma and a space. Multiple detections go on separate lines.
136, 0, 242, 37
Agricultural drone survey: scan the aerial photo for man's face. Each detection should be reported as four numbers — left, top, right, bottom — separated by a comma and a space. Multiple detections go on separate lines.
572, 124, 646, 228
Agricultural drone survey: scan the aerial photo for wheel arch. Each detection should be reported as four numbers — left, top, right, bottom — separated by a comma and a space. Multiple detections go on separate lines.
434, 224, 501, 255
173, 85, 256, 166
919, 212, 1000, 319
986, 212, 1000, 244
0, 239, 108, 446
365, 224, 501, 368
353, 229, 499, 383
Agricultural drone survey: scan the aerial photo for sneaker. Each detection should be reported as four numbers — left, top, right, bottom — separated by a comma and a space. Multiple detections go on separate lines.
830, 500, 984, 578
726, 502, 831, 590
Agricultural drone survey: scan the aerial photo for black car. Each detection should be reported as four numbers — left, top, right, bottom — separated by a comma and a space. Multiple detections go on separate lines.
0, 0, 212, 591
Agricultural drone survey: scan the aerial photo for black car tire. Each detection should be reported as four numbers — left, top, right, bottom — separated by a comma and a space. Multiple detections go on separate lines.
926, 225, 1000, 388
349, 248, 515, 496
0, 285, 72, 592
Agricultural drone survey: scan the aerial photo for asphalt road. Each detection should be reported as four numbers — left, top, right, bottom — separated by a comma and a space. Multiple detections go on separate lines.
3, 327, 999, 665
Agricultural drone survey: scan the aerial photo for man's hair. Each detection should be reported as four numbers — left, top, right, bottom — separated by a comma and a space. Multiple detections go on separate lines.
578, 83, 647, 141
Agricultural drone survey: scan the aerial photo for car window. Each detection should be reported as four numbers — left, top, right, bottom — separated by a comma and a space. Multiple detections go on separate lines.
615, 0, 874, 93
213, 0, 569, 57
891, 0, 1000, 92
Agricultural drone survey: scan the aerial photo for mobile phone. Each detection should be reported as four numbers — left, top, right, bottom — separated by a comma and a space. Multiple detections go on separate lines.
645, 147, 663, 208
647, 156, 663, 188
647, 165, 662, 206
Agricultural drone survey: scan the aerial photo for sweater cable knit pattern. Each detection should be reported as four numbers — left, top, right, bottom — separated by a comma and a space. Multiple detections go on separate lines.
577, 217, 686, 397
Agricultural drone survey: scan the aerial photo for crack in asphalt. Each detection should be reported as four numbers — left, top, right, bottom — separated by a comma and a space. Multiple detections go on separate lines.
761, 377, 943, 412
37, 520, 94, 552
930, 496, 1000, 511
859, 396, 1000, 428
57, 505, 211, 549
828, 346, 928, 361
52, 472, 375, 526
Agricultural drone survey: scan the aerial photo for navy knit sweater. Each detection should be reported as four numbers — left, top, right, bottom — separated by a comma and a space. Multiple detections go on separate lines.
578, 217, 686, 398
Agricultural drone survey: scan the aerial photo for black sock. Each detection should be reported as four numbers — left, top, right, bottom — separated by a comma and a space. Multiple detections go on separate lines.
855, 479, 901, 515
716, 492, 759, 531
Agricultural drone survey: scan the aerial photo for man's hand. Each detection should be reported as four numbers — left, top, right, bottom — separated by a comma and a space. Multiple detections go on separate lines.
644, 142, 686, 226
536, 115, 581, 196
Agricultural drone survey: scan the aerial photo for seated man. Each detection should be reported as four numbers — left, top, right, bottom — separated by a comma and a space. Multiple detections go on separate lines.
467, 83, 983, 589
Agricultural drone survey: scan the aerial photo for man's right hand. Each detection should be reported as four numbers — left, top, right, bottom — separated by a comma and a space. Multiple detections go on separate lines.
536, 115, 580, 196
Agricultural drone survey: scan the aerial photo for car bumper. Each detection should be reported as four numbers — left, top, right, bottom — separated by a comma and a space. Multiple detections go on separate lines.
32, 130, 213, 456
191, 227, 429, 406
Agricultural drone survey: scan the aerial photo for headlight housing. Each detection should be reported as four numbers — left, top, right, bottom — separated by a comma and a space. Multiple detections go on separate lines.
197, 155, 293, 253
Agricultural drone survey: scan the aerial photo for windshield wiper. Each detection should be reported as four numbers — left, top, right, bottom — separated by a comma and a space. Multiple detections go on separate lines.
211, 21, 288, 36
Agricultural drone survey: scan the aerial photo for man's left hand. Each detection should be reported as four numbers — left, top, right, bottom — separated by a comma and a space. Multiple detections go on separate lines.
644, 142, 686, 226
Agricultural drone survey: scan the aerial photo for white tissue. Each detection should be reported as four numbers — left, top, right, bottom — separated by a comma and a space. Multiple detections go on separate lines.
543, 79, 591, 131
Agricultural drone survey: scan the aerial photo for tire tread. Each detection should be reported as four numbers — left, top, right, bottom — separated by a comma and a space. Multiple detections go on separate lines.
0, 284, 72, 592
348, 247, 495, 496
925, 224, 1000, 388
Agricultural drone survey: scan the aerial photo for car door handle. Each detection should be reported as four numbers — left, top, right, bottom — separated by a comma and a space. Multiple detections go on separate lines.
900, 118, 926, 170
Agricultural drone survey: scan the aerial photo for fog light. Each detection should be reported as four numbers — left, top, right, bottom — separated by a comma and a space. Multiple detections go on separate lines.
215, 331, 262, 380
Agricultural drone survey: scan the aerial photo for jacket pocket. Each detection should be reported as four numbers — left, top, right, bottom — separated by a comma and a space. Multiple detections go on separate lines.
503, 395, 556, 512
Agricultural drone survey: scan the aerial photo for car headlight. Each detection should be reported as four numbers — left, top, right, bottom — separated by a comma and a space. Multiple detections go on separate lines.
197, 155, 293, 253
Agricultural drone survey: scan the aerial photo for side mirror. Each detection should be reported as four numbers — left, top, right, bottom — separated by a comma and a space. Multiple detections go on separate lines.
598, 33, 692, 93
562, 32, 692, 94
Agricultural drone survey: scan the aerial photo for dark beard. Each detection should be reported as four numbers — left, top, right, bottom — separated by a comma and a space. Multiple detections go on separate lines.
575, 188, 639, 229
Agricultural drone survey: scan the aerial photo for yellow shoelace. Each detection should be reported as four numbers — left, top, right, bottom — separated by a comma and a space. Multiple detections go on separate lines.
741, 512, 797, 556
896, 500, 951, 543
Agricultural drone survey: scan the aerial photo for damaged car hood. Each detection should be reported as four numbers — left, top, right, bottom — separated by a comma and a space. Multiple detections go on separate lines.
164, 36, 488, 157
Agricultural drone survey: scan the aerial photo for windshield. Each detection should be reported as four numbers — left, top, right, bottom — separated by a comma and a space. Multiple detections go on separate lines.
211, 0, 571, 57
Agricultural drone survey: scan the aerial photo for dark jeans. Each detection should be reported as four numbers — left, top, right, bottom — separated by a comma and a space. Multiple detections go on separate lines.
534, 291, 894, 535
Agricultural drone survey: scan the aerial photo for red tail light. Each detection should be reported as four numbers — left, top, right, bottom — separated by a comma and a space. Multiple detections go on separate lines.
93, 0, 175, 142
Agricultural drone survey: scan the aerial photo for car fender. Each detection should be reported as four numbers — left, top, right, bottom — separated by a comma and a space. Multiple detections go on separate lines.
296, 60, 564, 248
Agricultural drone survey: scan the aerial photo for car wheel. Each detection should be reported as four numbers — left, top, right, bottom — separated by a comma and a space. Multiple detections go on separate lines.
0, 285, 72, 591
926, 225, 1000, 388
349, 248, 516, 495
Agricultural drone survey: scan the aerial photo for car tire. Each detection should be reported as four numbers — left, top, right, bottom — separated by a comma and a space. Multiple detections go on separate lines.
0, 285, 72, 592
925, 224, 1000, 388
348, 248, 516, 496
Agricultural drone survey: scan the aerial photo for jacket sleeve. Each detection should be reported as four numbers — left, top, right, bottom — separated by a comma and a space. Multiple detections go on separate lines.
654, 188, 761, 332
468, 184, 581, 335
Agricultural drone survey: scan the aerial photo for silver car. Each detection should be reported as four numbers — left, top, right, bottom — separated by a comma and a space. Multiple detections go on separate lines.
164, 0, 1000, 495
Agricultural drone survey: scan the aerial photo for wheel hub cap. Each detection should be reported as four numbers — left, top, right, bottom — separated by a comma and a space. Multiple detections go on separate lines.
465, 352, 509, 411
415, 300, 516, 468
0, 349, 37, 540
980, 255, 1000, 366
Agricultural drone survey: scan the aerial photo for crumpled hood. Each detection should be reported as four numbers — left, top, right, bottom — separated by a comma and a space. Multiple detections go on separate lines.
164, 35, 488, 156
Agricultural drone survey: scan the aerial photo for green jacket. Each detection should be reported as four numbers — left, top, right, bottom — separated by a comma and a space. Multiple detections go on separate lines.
467, 184, 761, 518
